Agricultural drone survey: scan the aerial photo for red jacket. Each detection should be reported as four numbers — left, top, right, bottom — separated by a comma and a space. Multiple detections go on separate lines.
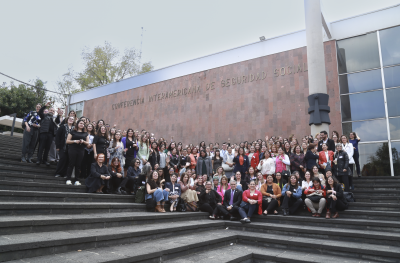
304, 186, 326, 197
242, 189, 262, 215
318, 151, 334, 167
246, 152, 259, 170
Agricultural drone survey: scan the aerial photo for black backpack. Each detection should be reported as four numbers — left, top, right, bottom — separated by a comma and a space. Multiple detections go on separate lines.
134, 186, 145, 203
344, 192, 356, 202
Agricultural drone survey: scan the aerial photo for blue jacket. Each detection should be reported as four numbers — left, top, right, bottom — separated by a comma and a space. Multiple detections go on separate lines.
165, 182, 181, 196
282, 184, 302, 199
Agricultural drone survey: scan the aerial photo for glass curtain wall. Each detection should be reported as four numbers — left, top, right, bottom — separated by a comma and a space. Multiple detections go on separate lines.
337, 25, 400, 176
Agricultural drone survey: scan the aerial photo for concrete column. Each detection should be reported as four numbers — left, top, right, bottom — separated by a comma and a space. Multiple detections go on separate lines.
304, 0, 330, 136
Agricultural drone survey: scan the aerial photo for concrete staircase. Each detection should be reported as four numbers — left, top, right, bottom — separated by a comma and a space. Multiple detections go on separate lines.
1, 135, 399, 263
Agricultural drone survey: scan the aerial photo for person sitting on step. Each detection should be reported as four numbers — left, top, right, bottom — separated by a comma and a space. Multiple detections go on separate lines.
281, 174, 303, 216
325, 176, 348, 219
304, 177, 327, 217
260, 174, 281, 216
165, 173, 181, 212
238, 180, 262, 223
199, 180, 222, 219
146, 170, 169, 213
217, 180, 242, 220
85, 153, 111, 193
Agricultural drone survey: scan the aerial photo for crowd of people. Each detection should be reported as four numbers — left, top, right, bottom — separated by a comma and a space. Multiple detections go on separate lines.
20, 102, 359, 221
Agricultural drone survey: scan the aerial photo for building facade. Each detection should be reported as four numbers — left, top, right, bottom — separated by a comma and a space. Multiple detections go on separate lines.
69, 4, 400, 176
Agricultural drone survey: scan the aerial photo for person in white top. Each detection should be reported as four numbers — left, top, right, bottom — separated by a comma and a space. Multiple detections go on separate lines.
302, 170, 313, 191
257, 151, 275, 179
341, 135, 354, 190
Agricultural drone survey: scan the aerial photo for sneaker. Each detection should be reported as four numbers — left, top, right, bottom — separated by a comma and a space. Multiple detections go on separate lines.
21, 157, 27, 163
66, 180, 72, 185
74, 181, 81, 186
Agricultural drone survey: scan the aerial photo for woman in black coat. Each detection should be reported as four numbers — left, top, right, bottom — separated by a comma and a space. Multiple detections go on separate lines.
333, 144, 350, 192
325, 176, 348, 218
199, 181, 222, 219
304, 143, 319, 171
85, 153, 111, 193
233, 147, 249, 177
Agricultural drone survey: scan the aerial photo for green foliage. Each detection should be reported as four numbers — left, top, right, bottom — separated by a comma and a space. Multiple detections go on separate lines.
71, 41, 153, 91
0, 79, 49, 118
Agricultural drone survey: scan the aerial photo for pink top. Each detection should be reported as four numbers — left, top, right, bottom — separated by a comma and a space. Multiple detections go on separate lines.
217, 184, 231, 201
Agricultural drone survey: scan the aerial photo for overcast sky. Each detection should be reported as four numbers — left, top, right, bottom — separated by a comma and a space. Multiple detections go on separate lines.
1, 0, 399, 94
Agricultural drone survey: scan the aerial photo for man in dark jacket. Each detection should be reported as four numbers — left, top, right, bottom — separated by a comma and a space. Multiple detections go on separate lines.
54, 116, 74, 177
217, 180, 243, 220
317, 130, 335, 152
21, 103, 42, 163
334, 144, 350, 191
36, 102, 61, 166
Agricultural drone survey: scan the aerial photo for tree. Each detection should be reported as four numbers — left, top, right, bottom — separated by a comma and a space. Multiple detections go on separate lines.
55, 71, 79, 109
0, 79, 49, 118
73, 41, 153, 91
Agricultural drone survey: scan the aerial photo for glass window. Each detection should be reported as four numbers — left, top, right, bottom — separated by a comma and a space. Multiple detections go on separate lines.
359, 143, 391, 176
343, 119, 387, 142
389, 118, 400, 140
337, 32, 380, 74
339, 69, 382, 94
386, 88, 400, 117
380, 25, 400, 67
341, 90, 385, 122
390, 142, 400, 176
384, 65, 400, 88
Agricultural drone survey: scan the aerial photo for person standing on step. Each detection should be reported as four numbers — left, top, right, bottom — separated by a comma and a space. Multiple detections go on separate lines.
93, 125, 109, 164
317, 130, 336, 152
325, 176, 348, 219
55, 116, 74, 178
21, 103, 41, 163
108, 131, 125, 167
217, 180, 242, 220
281, 175, 303, 216
36, 102, 61, 166
81, 123, 95, 179
333, 143, 351, 192
196, 150, 213, 181
65, 119, 89, 186
137, 134, 150, 169
341, 135, 355, 190
122, 129, 138, 176
349, 132, 361, 177
146, 170, 168, 213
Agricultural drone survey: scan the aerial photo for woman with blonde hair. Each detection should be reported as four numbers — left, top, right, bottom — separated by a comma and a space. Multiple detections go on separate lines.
179, 172, 199, 204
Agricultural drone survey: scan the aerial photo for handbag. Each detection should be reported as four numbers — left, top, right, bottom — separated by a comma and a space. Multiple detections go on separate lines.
263, 196, 272, 203
176, 198, 187, 212
307, 195, 323, 203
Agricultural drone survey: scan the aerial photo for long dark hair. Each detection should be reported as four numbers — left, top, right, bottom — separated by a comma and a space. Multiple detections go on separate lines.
126, 128, 134, 141
112, 132, 122, 148
97, 125, 108, 139
86, 123, 95, 136
75, 120, 87, 132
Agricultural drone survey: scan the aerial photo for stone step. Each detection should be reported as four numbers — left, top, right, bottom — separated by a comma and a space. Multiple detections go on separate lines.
0, 220, 225, 262
0, 163, 57, 176
4, 228, 398, 263
355, 186, 400, 190
353, 176, 400, 180
0, 171, 83, 185
0, 190, 134, 204
351, 189, 400, 196
226, 221, 400, 247
356, 195, 400, 204
0, 202, 147, 216
342, 201, 400, 211
250, 213, 400, 233
0, 180, 86, 193
166, 244, 374, 263
0, 211, 209, 235
293, 208, 400, 221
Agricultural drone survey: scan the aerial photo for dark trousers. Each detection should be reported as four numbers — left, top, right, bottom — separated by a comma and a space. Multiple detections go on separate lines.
199, 203, 219, 216
348, 164, 354, 188
81, 150, 94, 179
353, 150, 360, 176
110, 176, 124, 192
327, 197, 348, 214
21, 128, 38, 158
55, 149, 69, 176
37, 133, 54, 163
238, 203, 258, 219
337, 175, 350, 192
281, 195, 303, 214
217, 204, 240, 218
262, 199, 279, 214
120, 177, 137, 193
66, 148, 84, 181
